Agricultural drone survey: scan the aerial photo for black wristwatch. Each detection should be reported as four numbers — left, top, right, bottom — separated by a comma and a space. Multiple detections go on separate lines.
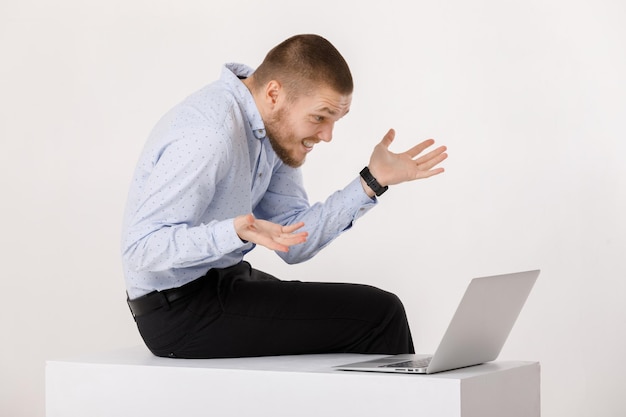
360, 166, 388, 197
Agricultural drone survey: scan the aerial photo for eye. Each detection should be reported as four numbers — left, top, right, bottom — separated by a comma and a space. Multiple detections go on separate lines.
312, 115, 325, 123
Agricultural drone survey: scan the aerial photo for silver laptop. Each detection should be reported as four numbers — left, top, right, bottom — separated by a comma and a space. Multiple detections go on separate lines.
335, 269, 539, 374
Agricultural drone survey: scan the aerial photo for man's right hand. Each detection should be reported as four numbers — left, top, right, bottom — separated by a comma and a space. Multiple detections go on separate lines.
234, 214, 308, 252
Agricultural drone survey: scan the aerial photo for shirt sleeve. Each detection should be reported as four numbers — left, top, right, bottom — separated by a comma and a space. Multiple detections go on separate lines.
253, 163, 377, 264
121, 106, 248, 273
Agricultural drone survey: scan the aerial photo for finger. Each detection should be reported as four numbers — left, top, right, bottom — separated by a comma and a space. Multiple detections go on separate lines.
250, 232, 290, 252
242, 213, 255, 226
270, 242, 290, 252
278, 229, 308, 241
404, 138, 436, 158
414, 145, 448, 165
414, 156, 448, 180
278, 232, 308, 246
379, 129, 396, 150
416, 167, 445, 179
272, 231, 308, 252
281, 221, 306, 234
234, 213, 255, 237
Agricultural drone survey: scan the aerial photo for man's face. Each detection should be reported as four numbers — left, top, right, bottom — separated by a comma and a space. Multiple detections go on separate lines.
264, 86, 352, 168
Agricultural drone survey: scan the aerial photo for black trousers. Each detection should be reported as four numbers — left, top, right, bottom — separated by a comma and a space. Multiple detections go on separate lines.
134, 262, 415, 358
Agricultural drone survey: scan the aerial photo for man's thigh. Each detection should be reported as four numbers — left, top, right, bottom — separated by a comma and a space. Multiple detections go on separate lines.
178, 276, 410, 358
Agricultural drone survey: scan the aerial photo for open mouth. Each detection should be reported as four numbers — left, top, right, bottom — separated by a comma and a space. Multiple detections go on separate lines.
302, 139, 316, 152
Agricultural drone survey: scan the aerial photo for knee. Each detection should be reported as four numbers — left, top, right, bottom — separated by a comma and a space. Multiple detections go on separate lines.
361, 285, 408, 318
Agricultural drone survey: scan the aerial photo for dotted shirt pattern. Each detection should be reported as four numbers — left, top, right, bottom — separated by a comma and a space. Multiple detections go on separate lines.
122, 63, 376, 298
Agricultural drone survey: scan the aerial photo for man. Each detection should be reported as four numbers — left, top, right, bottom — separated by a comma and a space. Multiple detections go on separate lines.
122, 34, 447, 359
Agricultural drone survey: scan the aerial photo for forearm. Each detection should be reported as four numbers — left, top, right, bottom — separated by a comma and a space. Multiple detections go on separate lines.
270, 177, 376, 264
122, 218, 248, 272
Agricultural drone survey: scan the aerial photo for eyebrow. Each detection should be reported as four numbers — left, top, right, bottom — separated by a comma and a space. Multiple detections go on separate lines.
317, 107, 337, 116
316, 106, 350, 118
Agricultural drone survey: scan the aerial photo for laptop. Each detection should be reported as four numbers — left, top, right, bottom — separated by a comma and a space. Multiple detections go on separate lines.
335, 269, 539, 374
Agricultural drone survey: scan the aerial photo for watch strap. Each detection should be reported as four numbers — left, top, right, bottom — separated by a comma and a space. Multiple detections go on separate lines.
360, 166, 388, 197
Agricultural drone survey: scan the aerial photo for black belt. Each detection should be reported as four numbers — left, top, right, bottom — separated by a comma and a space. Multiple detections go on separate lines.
127, 276, 207, 319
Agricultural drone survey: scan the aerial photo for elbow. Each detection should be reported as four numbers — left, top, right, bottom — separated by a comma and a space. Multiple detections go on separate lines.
122, 244, 149, 272
122, 240, 164, 273
277, 249, 312, 265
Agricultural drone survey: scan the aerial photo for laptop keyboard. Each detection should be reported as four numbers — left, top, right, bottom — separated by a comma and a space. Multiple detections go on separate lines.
381, 357, 432, 369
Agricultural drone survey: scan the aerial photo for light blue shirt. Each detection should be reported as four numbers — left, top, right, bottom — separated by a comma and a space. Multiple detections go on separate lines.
122, 63, 376, 299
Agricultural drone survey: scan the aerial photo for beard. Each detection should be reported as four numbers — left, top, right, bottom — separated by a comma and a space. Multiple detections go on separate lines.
264, 107, 306, 168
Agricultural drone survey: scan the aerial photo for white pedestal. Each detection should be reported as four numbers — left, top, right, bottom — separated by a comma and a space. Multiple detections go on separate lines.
46, 346, 540, 417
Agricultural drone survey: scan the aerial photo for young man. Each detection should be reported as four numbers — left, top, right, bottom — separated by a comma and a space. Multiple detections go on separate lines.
122, 34, 447, 358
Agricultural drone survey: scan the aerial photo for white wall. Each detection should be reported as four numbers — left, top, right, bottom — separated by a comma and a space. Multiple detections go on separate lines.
1, 0, 624, 416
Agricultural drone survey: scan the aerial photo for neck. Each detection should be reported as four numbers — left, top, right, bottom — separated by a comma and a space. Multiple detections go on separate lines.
242, 76, 272, 121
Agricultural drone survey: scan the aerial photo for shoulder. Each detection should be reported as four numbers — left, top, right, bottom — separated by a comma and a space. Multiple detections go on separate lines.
181, 81, 241, 127
163, 81, 245, 143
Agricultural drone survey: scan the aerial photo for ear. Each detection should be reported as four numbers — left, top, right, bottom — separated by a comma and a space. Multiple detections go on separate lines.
264, 80, 282, 108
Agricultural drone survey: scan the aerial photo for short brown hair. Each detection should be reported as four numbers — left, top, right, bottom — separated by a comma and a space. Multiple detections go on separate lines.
250, 34, 353, 99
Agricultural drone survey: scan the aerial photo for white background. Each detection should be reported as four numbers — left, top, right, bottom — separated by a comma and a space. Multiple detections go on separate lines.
1, 0, 624, 416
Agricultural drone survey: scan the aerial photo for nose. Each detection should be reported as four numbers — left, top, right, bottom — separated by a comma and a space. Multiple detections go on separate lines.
318, 123, 334, 143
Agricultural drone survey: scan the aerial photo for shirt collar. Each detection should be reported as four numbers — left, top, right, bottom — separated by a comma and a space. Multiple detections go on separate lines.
221, 63, 266, 140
